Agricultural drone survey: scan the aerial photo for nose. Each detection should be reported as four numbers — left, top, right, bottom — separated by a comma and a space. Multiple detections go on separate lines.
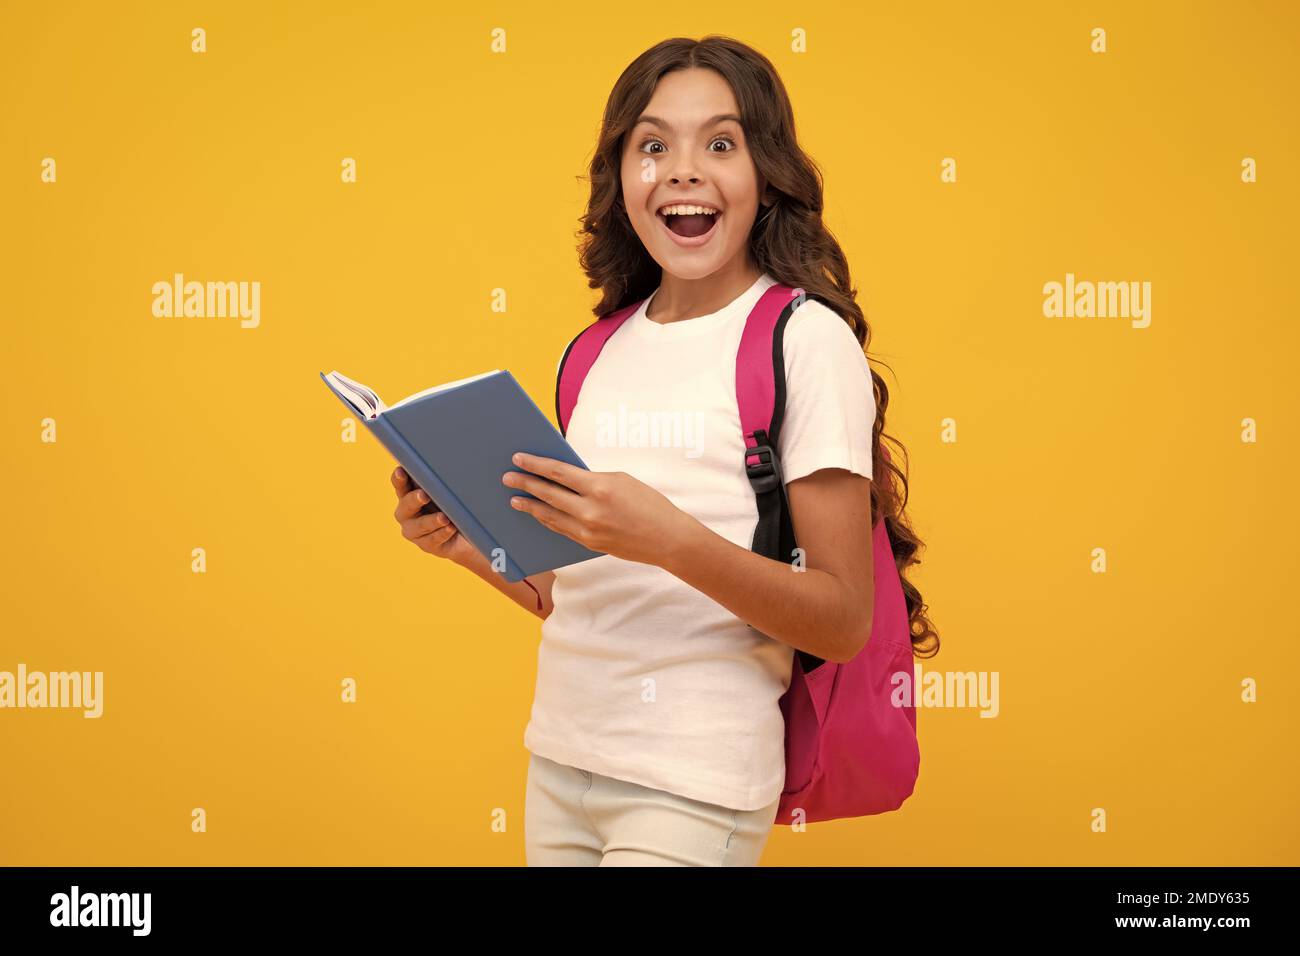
664, 151, 703, 186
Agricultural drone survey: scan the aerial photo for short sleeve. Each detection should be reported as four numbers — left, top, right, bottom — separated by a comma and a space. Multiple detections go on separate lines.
775, 299, 876, 484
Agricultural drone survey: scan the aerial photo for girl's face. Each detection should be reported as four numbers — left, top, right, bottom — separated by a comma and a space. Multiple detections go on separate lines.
620, 67, 766, 281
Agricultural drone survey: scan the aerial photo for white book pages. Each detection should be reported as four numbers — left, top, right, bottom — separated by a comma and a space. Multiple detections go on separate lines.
324, 369, 501, 420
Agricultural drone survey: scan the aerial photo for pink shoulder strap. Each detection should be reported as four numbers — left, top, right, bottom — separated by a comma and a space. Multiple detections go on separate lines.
555, 300, 641, 436
558, 283, 804, 448
736, 284, 803, 467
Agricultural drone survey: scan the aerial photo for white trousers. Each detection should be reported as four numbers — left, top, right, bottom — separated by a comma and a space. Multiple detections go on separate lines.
524, 751, 780, 866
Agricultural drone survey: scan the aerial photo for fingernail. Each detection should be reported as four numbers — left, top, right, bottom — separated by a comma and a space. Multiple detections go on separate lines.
418, 491, 428, 502
512, 453, 523, 464
510, 497, 522, 508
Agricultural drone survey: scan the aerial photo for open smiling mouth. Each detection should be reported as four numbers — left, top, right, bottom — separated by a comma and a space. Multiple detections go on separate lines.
657, 206, 722, 244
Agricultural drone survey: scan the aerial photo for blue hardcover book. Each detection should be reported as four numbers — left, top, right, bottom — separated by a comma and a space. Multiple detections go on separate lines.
320, 368, 605, 582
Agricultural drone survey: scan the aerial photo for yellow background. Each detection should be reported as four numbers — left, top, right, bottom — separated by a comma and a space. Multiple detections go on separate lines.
2, 1, 1296, 865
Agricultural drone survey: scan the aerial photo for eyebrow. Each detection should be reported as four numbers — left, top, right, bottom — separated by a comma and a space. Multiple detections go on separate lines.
633, 112, 742, 132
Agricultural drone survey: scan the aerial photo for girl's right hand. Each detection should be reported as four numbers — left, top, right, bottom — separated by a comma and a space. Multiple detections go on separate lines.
391, 467, 480, 566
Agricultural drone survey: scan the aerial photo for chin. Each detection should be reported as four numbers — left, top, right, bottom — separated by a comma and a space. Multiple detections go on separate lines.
656, 256, 724, 280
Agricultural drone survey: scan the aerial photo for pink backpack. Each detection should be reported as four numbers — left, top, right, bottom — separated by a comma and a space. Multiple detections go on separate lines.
555, 281, 920, 825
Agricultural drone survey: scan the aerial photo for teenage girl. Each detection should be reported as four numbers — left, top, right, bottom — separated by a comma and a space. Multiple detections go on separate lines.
390, 35, 935, 866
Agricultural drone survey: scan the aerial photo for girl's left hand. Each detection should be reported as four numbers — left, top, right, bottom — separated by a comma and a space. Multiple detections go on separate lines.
503, 452, 698, 567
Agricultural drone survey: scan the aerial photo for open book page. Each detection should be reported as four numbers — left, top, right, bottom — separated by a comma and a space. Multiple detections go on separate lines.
324, 369, 501, 420
388, 369, 501, 411
324, 371, 386, 418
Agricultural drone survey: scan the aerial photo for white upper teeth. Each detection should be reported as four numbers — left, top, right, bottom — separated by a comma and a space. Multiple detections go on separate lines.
659, 204, 719, 216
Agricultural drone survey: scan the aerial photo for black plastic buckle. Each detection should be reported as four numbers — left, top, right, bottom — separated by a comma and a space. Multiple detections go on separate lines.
744, 442, 784, 494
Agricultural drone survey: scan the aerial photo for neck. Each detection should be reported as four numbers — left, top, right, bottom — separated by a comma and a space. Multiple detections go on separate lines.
646, 258, 763, 325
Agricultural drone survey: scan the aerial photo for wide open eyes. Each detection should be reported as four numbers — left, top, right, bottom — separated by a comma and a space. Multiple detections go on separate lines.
637, 135, 737, 155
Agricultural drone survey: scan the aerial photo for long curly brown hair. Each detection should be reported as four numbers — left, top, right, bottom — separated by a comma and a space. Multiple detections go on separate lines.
573, 35, 939, 659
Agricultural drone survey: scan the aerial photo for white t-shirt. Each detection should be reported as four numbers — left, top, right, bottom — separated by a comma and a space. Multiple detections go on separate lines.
523, 271, 877, 810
